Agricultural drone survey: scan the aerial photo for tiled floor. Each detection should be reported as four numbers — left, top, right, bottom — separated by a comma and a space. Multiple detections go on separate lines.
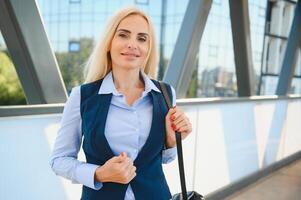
225, 159, 301, 200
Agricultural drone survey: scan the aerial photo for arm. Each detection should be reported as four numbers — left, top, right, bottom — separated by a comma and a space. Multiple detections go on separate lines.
49, 86, 102, 190
50, 86, 136, 187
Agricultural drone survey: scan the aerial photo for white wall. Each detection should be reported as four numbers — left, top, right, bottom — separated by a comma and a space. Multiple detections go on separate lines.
0, 97, 301, 199
165, 97, 301, 195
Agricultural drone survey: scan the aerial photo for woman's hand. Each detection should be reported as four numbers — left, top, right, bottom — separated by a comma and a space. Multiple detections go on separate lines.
94, 152, 136, 184
165, 106, 192, 148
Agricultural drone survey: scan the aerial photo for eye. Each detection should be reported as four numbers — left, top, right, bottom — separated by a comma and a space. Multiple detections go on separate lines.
118, 33, 128, 38
137, 36, 147, 42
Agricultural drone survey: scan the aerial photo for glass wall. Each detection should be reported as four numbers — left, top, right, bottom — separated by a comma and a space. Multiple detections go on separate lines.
197, 0, 266, 97
259, 0, 300, 95
36, 0, 299, 97
0, 0, 299, 105
0, 31, 26, 105
37, 0, 188, 93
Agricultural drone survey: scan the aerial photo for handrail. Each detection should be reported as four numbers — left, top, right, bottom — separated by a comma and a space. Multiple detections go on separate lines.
1, 95, 301, 117
0, 103, 64, 117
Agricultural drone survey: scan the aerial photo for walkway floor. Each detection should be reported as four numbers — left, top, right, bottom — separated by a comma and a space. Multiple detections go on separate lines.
225, 159, 301, 200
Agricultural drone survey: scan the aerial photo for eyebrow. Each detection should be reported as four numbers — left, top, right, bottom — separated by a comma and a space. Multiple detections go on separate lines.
117, 29, 149, 37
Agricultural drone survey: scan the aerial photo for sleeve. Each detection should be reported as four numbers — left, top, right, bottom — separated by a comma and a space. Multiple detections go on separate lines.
162, 85, 177, 164
49, 86, 102, 190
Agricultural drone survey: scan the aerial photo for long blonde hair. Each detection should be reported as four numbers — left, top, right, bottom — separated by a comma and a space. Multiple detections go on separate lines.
84, 7, 158, 83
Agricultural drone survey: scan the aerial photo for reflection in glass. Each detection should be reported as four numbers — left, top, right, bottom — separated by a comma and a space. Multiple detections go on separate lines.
0, 31, 27, 105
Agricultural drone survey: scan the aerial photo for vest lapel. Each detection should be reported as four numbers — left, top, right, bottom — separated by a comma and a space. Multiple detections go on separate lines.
91, 93, 115, 162
134, 91, 165, 166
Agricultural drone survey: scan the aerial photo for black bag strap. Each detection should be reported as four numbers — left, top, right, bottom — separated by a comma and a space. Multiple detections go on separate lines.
159, 82, 188, 200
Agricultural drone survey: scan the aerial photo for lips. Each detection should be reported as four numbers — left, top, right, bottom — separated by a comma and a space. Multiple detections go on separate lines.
121, 52, 140, 57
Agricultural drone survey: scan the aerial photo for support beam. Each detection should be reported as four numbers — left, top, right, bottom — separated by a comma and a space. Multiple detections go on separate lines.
163, 0, 212, 98
158, 0, 167, 80
276, 0, 301, 95
229, 0, 256, 96
0, 0, 67, 104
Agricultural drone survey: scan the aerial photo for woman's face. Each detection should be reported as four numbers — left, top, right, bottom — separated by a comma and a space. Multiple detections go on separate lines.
110, 14, 150, 71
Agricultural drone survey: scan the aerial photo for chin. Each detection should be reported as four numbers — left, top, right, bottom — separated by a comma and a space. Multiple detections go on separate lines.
120, 63, 142, 70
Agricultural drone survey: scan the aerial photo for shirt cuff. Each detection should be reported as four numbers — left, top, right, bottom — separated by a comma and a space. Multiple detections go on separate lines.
74, 163, 103, 190
162, 146, 177, 164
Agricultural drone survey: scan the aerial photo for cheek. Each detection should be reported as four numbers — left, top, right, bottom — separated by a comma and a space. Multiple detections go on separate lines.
111, 37, 123, 51
141, 45, 149, 58
110, 41, 122, 59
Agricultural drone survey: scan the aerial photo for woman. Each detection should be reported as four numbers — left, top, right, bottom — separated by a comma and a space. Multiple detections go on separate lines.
50, 7, 192, 200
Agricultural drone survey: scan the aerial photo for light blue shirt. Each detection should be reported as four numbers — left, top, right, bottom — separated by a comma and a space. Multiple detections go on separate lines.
50, 71, 177, 200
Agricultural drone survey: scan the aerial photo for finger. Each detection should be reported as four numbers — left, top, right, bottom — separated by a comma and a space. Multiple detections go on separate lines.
177, 123, 192, 135
173, 117, 188, 130
121, 158, 134, 172
166, 108, 177, 119
129, 165, 136, 176
172, 114, 186, 125
110, 156, 124, 163
113, 152, 127, 163
120, 152, 127, 158
170, 109, 183, 122
127, 172, 136, 182
123, 165, 136, 182
128, 167, 137, 180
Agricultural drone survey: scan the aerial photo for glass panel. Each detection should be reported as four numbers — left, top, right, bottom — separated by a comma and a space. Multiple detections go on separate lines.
0, 31, 27, 105
260, 76, 278, 95
135, 0, 149, 5
197, 0, 237, 97
290, 78, 301, 94
294, 48, 301, 77
249, 0, 267, 94
68, 41, 81, 52
37, 0, 189, 93
69, 0, 81, 3
259, 0, 298, 95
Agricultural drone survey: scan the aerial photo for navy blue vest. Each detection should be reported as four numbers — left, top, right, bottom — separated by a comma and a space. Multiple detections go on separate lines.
80, 78, 173, 200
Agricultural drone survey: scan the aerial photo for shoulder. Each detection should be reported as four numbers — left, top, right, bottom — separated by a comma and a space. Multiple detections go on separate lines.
80, 79, 103, 93
79, 79, 104, 98
152, 79, 177, 106
150, 79, 176, 103
151, 79, 175, 93
150, 79, 171, 90
66, 79, 104, 105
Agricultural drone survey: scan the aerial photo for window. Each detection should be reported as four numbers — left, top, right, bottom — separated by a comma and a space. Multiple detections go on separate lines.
135, 0, 149, 5
69, 0, 81, 4
68, 41, 80, 52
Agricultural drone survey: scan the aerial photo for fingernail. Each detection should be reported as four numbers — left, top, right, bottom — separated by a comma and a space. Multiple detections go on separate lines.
170, 115, 175, 121
171, 123, 176, 130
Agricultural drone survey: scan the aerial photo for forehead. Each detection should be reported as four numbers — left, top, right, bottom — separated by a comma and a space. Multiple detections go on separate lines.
117, 14, 149, 33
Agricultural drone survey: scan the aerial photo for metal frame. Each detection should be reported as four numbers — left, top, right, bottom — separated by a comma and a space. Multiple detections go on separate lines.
163, 0, 212, 98
276, 0, 301, 95
2, 94, 301, 117
229, 0, 256, 96
158, 0, 167, 80
0, 0, 67, 104
0, 104, 64, 117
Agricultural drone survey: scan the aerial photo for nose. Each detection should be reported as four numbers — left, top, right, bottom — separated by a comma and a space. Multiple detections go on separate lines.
127, 40, 137, 50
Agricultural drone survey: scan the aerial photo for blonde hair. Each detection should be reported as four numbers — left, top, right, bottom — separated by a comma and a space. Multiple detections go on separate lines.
84, 7, 158, 83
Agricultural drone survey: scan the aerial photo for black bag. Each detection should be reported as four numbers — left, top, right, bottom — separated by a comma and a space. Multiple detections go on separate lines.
159, 82, 205, 200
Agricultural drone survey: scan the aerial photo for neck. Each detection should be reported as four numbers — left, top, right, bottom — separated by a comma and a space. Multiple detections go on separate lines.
111, 68, 144, 91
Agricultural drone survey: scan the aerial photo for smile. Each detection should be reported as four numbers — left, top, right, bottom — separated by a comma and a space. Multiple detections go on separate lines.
121, 53, 140, 57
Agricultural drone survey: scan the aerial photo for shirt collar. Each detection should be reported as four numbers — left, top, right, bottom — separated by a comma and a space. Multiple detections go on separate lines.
98, 70, 161, 95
